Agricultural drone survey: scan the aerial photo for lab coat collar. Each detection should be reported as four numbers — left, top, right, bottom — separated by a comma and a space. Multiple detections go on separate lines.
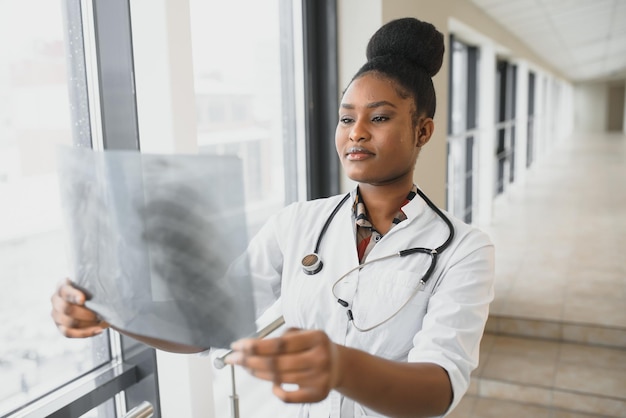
401, 186, 428, 220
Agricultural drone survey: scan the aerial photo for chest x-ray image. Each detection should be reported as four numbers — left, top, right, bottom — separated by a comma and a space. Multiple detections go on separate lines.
56, 147, 256, 349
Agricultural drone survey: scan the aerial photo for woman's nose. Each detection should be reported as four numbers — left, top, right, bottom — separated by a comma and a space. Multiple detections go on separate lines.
349, 120, 369, 142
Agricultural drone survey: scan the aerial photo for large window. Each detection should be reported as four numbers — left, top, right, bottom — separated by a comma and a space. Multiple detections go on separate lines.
527, 71, 536, 168
0, 1, 111, 416
189, 0, 302, 235
187, 1, 304, 416
447, 36, 479, 224
2, 0, 335, 416
2, 1, 161, 417
495, 59, 517, 195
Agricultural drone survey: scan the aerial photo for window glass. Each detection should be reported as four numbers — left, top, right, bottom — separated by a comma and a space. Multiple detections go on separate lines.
0, 1, 110, 415
188, 1, 300, 416
189, 0, 297, 236
447, 39, 475, 222
450, 41, 468, 135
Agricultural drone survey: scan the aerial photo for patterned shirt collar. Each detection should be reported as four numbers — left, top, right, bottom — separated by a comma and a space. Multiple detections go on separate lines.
353, 184, 418, 230
353, 185, 418, 262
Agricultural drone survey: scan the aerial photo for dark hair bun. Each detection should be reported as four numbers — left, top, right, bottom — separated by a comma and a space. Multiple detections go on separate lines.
366, 17, 444, 77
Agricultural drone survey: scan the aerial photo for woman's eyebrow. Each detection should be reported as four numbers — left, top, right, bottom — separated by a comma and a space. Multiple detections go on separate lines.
367, 100, 396, 109
340, 100, 397, 110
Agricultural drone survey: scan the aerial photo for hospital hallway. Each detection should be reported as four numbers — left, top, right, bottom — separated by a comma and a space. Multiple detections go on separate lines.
448, 131, 626, 417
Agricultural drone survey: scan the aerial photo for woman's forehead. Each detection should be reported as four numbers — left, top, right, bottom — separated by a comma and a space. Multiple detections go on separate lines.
342, 73, 411, 106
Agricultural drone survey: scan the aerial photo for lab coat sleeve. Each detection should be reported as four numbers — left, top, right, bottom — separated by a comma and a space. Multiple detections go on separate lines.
407, 231, 495, 415
244, 209, 286, 319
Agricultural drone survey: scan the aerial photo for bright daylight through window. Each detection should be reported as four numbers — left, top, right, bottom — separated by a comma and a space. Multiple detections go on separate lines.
190, 0, 300, 236
0, 1, 110, 416
188, 0, 301, 416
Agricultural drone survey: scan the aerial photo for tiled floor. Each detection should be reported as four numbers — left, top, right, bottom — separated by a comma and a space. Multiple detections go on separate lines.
461, 334, 626, 416
451, 396, 615, 418
450, 132, 626, 417
482, 132, 626, 341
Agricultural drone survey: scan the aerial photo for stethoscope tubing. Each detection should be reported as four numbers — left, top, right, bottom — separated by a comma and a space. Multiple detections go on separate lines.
311, 186, 456, 332
313, 193, 351, 255
312, 186, 455, 281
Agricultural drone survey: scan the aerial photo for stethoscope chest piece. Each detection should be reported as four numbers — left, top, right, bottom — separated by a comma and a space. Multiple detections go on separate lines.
302, 253, 323, 275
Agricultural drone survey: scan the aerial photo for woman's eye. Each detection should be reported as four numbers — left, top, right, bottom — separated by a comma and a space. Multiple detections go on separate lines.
372, 115, 389, 122
340, 117, 354, 124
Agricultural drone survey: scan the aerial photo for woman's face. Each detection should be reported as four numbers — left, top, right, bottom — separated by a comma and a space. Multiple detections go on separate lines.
335, 73, 431, 187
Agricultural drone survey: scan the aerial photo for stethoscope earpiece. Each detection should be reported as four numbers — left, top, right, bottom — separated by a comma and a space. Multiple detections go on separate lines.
301, 253, 323, 275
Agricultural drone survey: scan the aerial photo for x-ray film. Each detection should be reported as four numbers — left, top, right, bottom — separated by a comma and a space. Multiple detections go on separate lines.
56, 146, 256, 349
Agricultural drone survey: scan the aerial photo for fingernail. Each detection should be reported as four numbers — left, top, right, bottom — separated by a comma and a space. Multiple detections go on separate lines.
230, 340, 243, 350
93, 328, 103, 336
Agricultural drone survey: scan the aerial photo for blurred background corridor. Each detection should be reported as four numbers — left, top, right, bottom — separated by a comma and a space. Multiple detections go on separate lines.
449, 132, 626, 417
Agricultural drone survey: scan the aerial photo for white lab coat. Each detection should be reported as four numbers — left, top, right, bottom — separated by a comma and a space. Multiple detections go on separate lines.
244, 189, 495, 418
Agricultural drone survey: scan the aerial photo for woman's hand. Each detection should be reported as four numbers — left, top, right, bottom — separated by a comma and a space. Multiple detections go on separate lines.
50, 278, 109, 338
225, 328, 342, 403
50, 278, 205, 353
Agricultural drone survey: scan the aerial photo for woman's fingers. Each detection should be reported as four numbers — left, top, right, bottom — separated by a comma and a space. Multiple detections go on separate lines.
225, 328, 339, 403
249, 365, 317, 383
50, 278, 107, 338
231, 328, 325, 356
228, 341, 329, 374
57, 278, 86, 304
225, 328, 318, 372
51, 291, 98, 321
55, 322, 105, 338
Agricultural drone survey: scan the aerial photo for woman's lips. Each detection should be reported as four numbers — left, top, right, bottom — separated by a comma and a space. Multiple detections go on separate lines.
346, 147, 374, 161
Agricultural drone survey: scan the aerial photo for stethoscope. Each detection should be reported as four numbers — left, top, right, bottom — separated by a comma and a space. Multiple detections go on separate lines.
301, 187, 455, 332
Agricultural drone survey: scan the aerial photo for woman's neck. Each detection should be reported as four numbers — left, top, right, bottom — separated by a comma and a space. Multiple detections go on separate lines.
357, 182, 414, 235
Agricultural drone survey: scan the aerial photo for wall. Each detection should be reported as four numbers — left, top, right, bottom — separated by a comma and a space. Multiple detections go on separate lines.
573, 80, 626, 134
574, 83, 608, 133
337, 0, 383, 193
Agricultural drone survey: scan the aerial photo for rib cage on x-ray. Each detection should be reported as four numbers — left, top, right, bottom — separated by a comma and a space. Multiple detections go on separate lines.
57, 147, 256, 348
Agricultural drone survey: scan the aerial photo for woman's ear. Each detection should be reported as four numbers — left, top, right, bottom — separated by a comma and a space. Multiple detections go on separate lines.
416, 117, 435, 147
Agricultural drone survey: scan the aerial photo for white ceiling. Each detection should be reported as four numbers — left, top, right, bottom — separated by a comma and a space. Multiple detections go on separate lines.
470, 0, 626, 83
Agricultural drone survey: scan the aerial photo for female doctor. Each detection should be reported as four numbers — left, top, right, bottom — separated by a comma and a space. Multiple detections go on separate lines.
51, 17, 494, 418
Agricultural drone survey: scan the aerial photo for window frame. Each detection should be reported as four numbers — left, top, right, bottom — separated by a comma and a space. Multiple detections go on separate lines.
494, 59, 517, 195
447, 34, 479, 224
78, 0, 161, 414
302, 0, 340, 199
